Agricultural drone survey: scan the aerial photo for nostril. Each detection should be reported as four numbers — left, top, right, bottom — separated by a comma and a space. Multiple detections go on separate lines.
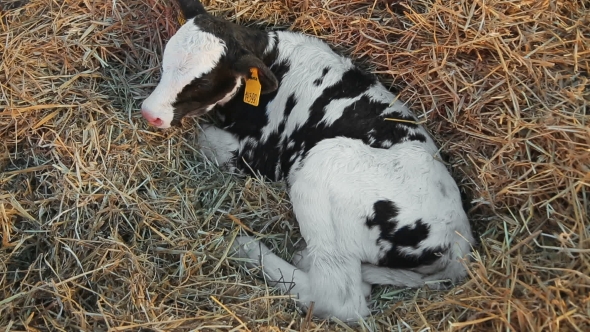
140, 108, 163, 126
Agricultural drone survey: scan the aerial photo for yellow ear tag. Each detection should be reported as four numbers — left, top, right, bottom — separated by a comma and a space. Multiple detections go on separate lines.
243, 68, 261, 106
178, 13, 186, 25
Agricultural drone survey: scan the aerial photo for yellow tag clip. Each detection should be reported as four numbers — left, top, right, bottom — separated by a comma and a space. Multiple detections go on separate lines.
243, 68, 261, 106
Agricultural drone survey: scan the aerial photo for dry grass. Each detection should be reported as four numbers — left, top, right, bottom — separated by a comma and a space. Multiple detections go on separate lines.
1, 0, 588, 330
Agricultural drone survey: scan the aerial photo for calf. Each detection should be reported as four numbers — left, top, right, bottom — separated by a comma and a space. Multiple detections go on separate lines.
141, 0, 474, 322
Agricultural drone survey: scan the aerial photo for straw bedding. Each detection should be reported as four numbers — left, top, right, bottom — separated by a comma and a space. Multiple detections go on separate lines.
1, 0, 588, 330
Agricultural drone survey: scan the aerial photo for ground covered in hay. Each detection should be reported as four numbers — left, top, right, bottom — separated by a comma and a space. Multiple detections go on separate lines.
0, 0, 588, 331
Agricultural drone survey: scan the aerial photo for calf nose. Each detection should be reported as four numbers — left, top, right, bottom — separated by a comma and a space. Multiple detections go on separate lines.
141, 108, 163, 127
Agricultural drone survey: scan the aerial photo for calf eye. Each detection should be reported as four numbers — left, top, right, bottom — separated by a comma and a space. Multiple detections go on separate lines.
193, 79, 210, 90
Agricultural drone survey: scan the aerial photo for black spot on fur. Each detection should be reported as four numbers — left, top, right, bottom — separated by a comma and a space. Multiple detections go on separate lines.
279, 93, 423, 178
233, 93, 297, 179
390, 219, 430, 248
379, 245, 446, 269
366, 200, 445, 269
313, 67, 331, 86
283, 93, 297, 118
366, 200, 399, 230
316, 67, 376, 101
407, 132, 427, 143
269, 60, 292, 91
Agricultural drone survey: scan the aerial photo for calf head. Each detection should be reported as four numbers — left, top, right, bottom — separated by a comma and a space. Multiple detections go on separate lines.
141, 0, 278, 128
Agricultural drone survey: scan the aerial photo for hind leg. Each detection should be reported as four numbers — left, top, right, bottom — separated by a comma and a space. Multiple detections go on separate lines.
231, 235, 368, 322
293, 244, 372, 299
231, 236, 311, 301
288, 183, 370, 321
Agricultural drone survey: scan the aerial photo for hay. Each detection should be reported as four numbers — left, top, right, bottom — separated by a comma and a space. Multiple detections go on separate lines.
0, 0, 588, 330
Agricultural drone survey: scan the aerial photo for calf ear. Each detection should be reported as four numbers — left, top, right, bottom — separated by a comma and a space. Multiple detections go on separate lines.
176, 0, 208, 19
233, 55, 278, 94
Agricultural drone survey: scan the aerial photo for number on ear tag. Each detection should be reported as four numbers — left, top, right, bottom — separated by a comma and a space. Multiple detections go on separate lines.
244, 68, 261, 106
178, 13, 186, 25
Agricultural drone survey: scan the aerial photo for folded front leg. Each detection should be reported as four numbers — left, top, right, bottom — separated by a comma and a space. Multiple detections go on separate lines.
231, 236, 311, 298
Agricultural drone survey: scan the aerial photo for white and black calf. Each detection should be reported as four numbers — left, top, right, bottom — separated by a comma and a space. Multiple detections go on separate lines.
141, 0, 475, 322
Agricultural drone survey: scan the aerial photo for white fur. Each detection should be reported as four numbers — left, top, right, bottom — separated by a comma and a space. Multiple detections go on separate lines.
264, 32, 277, 55
142, 19, 227, 128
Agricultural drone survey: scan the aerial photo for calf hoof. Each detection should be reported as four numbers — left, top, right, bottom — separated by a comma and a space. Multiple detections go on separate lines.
361, 281, 372, 299
425, 279, 454, 290
229, 236, 274, 266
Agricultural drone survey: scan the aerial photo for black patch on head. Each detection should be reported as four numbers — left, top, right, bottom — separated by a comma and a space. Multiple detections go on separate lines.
171, 63, 238, 125
192, 15, 271, 64
177, 0, 208, 19
366, 200, 445, 269
164, 8, 431, 183
168, 14, 276, 125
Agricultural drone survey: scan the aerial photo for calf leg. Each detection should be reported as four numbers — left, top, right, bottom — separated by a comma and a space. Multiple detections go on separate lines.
197, 124, 239, 171
231, 236, 310, 296
293, 244, 372, 299
288, 180, 370, 321
231, 235, 368, 322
